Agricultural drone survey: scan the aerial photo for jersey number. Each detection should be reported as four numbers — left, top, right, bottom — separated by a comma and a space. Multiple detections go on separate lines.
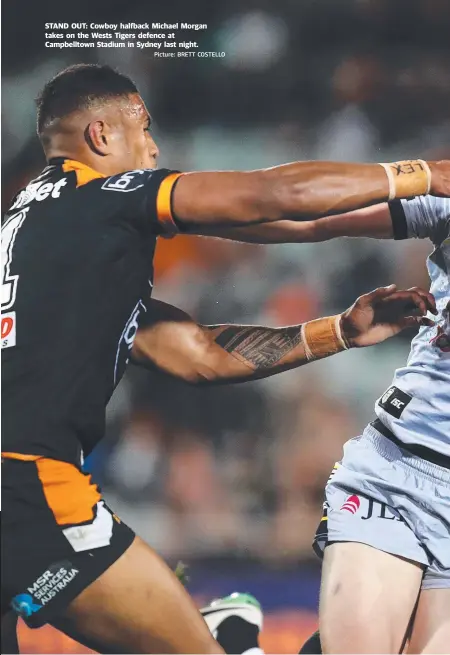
1, 208, 29, 311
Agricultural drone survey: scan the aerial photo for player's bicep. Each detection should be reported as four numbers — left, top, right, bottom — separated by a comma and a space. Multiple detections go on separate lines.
171, 170, 272, 228
131, 299, 215, 381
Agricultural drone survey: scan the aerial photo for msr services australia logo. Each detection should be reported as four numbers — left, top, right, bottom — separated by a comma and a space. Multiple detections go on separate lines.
12, 560, 79, 618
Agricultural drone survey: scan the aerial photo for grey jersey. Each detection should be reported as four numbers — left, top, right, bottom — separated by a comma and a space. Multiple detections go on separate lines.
375, 196, 450, 456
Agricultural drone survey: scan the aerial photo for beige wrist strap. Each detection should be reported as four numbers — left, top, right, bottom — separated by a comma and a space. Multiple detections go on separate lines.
301, 315, 349, 362
379, 160, 431, 201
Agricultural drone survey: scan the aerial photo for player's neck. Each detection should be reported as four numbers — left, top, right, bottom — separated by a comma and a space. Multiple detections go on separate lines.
45, 149, 110, 176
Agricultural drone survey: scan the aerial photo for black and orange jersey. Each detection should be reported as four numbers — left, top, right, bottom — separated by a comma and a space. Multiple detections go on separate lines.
1, 158, 181, 464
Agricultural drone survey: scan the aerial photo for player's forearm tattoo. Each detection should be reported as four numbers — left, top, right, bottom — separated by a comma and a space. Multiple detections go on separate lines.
207, 325, 302, 369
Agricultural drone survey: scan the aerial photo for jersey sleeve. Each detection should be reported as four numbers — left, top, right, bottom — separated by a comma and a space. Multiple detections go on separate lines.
77, 167, 182, 236
390, 196, 450, 245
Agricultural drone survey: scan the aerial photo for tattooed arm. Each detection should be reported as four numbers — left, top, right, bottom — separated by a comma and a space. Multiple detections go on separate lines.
131, 303, 308, 384
131, 288, 436, 384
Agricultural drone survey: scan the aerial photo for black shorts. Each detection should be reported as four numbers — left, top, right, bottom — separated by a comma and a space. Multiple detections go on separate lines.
1, 455, 135, 628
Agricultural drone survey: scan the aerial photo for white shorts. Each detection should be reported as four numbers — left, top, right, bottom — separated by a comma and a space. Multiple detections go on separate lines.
313, 423, 450, 589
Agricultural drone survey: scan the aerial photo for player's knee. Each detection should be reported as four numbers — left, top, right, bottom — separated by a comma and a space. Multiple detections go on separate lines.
319, 583, 394, 654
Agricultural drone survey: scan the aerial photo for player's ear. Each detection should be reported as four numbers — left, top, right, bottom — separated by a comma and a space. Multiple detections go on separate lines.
85, 120, 112, 156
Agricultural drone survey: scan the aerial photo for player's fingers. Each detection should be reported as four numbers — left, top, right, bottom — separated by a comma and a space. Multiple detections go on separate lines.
398, 316, 418, 330
400, 316, 435, 329
406, 287, 438, 315
358, 285, 397, 304
402, 289, 435, 316
388, 290, 429, 316
418, 317, 436, 327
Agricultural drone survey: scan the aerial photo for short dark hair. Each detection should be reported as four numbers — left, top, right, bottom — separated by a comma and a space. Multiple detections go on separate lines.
36, 64, 138, 134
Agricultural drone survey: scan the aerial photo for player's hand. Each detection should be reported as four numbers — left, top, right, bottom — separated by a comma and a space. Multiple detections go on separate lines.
340, 285, 437, 348
429, 160, 450, 197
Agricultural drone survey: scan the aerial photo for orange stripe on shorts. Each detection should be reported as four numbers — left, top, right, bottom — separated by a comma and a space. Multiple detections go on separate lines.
2, 452, 41, 461
35, 458, 101, 526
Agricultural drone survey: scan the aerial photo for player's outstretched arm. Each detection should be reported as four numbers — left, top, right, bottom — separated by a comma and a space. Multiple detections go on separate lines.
131, 287, 436, 385
172, 159, 449, 230
193, 203, 394, 243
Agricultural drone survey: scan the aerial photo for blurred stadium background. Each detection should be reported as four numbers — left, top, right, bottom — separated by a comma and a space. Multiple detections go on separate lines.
3, 0, 450, 652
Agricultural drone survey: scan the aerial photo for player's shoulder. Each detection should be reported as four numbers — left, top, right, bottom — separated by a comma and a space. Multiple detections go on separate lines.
4, 160, 180, 236
58, 160, 175, 194
3, 160, 122, 219
4, 163, 71, 217
5, 160, 176, 210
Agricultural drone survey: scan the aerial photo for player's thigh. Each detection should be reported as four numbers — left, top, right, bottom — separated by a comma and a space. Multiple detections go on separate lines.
59, 535, 223, 655
319, 542, 423, 654
408, 588, 450, 654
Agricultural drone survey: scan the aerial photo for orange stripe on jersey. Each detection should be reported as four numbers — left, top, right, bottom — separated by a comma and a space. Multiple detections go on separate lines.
156, 173, 183, 234
36, 458, 101, 526
2, 452, 41, 461
62, 159, 106, 188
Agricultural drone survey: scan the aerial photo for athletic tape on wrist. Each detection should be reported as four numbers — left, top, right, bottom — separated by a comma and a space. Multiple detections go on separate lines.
379, 160, 431, 200
301, 315, 348, 362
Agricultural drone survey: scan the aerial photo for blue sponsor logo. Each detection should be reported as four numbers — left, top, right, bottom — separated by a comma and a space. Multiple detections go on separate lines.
11, 593, 42, 618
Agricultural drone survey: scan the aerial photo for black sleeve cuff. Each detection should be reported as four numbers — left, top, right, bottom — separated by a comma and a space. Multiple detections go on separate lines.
148, 168, 182, 236
389, 200, 408, 240
169, 174, 188, 233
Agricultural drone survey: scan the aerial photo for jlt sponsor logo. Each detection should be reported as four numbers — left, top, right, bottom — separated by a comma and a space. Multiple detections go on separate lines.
340, 494, 405, 522
340, 494, 360, 514
360, 498, 405, 522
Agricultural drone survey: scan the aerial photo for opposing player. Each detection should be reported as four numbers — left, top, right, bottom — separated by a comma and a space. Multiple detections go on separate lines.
202, 195, 450, 653
2, 62, 449, 653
